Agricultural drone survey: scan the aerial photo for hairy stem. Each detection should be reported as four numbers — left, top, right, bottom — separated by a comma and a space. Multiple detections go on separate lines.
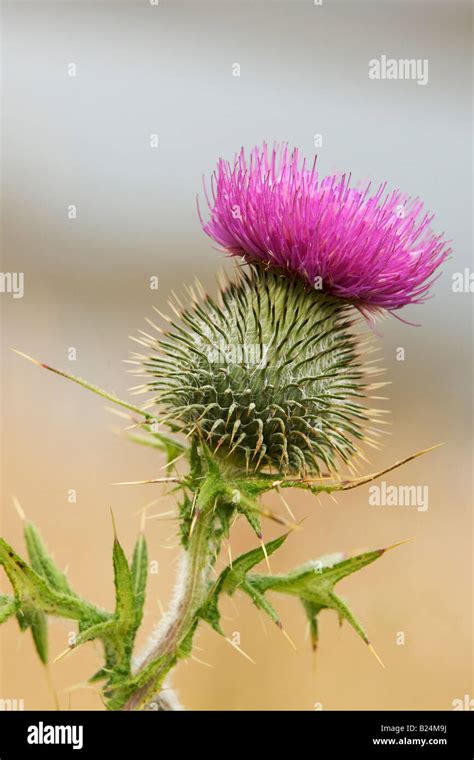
123, 475, 219, 710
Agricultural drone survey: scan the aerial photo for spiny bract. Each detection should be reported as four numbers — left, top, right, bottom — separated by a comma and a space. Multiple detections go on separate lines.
136, 267, 378, 476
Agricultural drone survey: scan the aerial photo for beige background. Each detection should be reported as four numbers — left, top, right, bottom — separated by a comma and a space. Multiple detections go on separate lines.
0, 0, 472, 710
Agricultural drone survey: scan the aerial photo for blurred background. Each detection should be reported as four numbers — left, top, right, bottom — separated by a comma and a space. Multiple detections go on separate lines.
0, 0, 472, 710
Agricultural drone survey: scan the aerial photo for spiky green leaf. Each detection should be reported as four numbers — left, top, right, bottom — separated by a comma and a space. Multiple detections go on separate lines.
24, 522, 73, 596
131, 533, 148, 628
0, 538, 104, 622
200, 533, 288, 633
29, 609, 48, 664
248, 548, 386, 650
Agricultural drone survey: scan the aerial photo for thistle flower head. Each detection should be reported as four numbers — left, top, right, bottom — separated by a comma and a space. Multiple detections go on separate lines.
200, 144, 450, 313
135, 267, 382, 477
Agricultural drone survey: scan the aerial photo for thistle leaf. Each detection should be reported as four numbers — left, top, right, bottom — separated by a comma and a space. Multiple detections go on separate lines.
240, 579, 281, 627
220, 533, 288, 595
60, 533, 149, 690
91, 532, 150, 690
28, 609, 49, 664
235, 492, 262, 539
0, 537, 51, 605
24, 521, 73, 596
112, 537, 135, 629
0, 534, 111, 672
0, 538, 98, 621
0, 521, 154, 703
0, 532, 115, 667
94, 535, 140, 682
201, 533, 288, 633
131, 533, 148, 628
248, 547, 387, 650
75, 619, 117, 647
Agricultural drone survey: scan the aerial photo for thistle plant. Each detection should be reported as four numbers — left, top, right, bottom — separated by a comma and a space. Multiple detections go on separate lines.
3, 144, 449, 711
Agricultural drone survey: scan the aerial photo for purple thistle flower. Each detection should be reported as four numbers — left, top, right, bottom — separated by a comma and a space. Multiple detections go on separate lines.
199, 143, 450, 313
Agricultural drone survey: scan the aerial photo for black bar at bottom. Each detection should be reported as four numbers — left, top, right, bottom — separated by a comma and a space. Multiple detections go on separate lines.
0, 710, 472, 756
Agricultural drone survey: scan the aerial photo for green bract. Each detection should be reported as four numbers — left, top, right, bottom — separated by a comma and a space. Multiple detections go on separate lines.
139, 267, 373, 476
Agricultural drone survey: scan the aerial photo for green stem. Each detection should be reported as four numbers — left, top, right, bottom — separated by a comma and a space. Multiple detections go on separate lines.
122, 474, 219, 710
